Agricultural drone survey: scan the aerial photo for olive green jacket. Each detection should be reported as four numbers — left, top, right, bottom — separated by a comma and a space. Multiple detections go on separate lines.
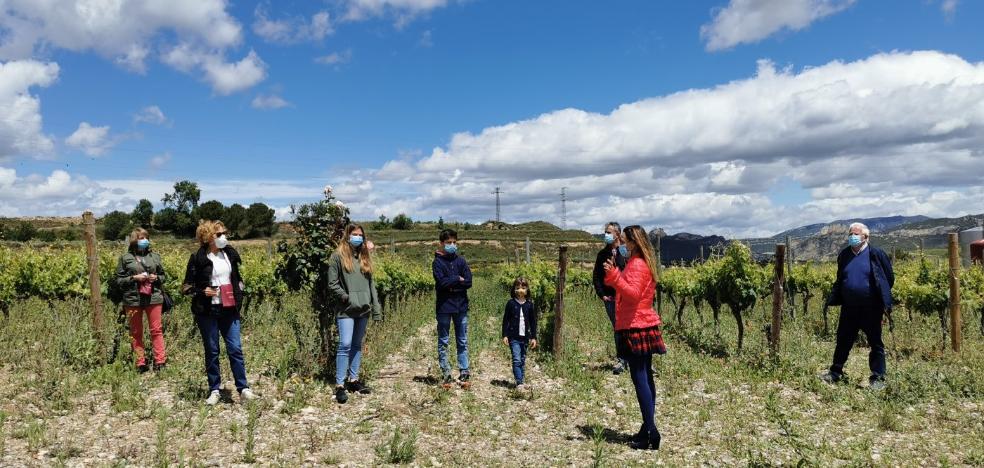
114, 251, 166, 307
326, 251, 382, 321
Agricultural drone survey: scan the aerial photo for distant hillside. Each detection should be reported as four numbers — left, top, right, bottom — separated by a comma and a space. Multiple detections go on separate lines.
772, 215, 930, 239
885, 213, 984, 235
648, 230, 727, 265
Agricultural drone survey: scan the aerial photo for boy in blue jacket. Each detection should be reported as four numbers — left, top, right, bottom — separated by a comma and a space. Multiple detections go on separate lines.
432, 229, 473, 388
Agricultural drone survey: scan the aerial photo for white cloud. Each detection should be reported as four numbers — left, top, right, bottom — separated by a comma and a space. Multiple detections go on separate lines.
368, 50, 984, 236
0, 59, 58, 160
418, 30, 433, 48
0, 167, 109, 216
343, 0, 451, 25
701, 0, 855, 51
65, 122, 113, 156
253, 8, 332, 44
149, 153, 171, 169
134, 105, 168, 125
251, 94, 291, 110
0, 0, 267, 94
940, 0, 958, 20
314, 49, 353, 66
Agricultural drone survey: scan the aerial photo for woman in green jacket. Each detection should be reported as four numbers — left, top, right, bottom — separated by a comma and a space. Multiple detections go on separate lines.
114, 228, 167, 372
327, 224, 382, 403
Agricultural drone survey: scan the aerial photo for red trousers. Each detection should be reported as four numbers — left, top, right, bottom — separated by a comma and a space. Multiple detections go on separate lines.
126, 304, 166, 366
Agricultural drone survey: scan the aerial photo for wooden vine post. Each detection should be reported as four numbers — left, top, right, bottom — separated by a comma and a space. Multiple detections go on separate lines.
83, 211, 104, 343
553, 245, 569, 356
770, 244, 786, 357
948, 233, 961, 352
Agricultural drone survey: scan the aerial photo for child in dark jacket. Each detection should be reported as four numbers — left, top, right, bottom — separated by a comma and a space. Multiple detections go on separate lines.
433, 229, 474, 388
501, 277, 538, 388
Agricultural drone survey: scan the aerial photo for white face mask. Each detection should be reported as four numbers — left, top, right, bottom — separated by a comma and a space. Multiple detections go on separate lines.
214, 235, 229, 249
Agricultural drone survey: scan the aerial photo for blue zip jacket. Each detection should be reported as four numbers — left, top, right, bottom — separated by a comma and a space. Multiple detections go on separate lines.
501, 298, 537, 340
432, 251, 473, 314
828, 244, 895, 311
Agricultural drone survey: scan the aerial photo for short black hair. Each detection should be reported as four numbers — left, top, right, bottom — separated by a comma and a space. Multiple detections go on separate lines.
439, 228, 458, 242
510, 277, 530, 299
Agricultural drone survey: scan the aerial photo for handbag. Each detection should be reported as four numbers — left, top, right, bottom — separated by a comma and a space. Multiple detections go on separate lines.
135, 255, 153, 296
219, 283, 236, 307
161, 291, 174, 314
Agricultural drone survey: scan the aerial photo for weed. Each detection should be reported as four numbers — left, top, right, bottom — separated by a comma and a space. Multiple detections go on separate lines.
374, 427, 417, 465
155, 411, 170, 468
244, 402, 261, 463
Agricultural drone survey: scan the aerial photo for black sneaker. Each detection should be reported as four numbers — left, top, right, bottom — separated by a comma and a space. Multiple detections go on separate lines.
458, 372, 472, 389
153, 362, 167, 372
137, 364, 150, 374
335, 386, 348, 404
345, 380, 371, 394
819, 370, 843, 384
612, 362, 625, 375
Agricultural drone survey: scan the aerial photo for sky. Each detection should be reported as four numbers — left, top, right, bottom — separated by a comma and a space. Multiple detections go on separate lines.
1, 0, 983, 238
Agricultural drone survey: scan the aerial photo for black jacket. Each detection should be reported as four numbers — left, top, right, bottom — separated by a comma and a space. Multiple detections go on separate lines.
592, 246, 626, 299
182, 245, 245, 315
828, 244, 895, 311
501, 298, 537, 340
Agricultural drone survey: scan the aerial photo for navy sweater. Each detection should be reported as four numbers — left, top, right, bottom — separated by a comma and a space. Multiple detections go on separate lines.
828, 244, 895, 311
432, 252, 473, 314
501, 298, 537, 340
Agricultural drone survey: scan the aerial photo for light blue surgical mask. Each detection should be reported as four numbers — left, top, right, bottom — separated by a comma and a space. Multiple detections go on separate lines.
604, 233, 615, 245
848, 234, 863, 247
444, 243, 458, 255
618, 245, 629, 257
349, 235, 364, 248
136, 239, 150, 250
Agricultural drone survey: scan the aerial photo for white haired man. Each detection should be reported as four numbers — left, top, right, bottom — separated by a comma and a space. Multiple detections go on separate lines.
822, 222, 895, 390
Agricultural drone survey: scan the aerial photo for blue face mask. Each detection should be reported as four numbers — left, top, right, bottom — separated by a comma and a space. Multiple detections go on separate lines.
618, 245, 629, 257
604, 233, 615, 245
848, 234, 863, 247
349, 235, 364, 248
444, 243, 458, 255
137, 239, 150, 250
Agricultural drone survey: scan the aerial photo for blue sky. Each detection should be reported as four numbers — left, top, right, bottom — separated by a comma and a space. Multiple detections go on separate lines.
2, 0, 983, 237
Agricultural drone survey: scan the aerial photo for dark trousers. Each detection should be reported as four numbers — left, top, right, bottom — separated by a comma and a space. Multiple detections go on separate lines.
196, 306, 249, 392
626, 353, 657, 432
604, 301, 627, 367
830, 305, 886, 381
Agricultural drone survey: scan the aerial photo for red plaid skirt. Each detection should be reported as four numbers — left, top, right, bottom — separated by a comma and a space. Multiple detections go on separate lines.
617, 326, 666, 357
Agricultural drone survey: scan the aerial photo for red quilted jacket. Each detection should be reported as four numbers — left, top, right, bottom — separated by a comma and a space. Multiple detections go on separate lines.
604, 256, 661, 331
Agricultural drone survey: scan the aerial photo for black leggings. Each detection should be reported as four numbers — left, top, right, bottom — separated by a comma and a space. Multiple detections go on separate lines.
625, 353, 657, 432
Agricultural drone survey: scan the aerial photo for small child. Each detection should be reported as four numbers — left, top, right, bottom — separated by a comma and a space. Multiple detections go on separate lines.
501, 277, 538, 389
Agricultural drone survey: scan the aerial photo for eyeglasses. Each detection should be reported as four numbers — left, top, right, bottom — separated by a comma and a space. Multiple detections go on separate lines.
216, 231, 227, 236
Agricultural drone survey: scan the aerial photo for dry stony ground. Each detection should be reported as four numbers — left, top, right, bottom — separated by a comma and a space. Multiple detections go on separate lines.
1, 283, 983, 466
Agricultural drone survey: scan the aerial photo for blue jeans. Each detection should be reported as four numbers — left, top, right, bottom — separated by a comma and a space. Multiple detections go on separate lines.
196, 306, 249, 392
605, 300, 627, 367
336, 316, 369, 386
509, 338, 528, 384
437, 312, 469, 376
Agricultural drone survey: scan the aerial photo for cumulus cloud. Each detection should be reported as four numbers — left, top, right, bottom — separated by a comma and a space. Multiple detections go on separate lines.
0, 0, 267, 94
134, 105, 168, 125
253, 8, 332, 44
0, 59, 58, 160
701, 0, 855, 51
65, 122, 114, 156
343, 0, 452, 26
251, 94, 291, 110
0, 167, 112, 216
940, 0, 958, 20
149, 153, 172, 169
314, 49, 353, 66
369, 50, 984, 236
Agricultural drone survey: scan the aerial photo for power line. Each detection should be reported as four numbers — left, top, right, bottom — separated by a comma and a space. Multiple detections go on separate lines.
560, 187, 567, 229
491, 186, 503, 223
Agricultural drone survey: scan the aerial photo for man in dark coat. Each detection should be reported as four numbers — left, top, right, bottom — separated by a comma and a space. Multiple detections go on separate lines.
822, 222, 895, 390
593, 221, 627, 374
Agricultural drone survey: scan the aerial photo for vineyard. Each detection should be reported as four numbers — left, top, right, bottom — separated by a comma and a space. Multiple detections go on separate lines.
0, 237, 982, 465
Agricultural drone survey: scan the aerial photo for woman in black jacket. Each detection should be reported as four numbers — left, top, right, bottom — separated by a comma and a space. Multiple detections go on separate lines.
183, 220, 256, 405
501, 277, 537, 388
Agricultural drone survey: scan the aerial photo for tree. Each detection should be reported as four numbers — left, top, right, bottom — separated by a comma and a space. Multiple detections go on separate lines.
162, 180, 200, 213
101, 211, 132, 240
225, 203, 247, 238
195, 200, 226, 224
438, 216, 445, 230
392, 213, 413, 230
373, 214, 390, 230
131, 199, 154, 228
244, 202, 276, 238
153, 207, 195, 236
9, 221, 37, 241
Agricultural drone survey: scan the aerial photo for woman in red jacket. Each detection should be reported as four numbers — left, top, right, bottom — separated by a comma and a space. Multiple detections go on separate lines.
604, 225, 665, 450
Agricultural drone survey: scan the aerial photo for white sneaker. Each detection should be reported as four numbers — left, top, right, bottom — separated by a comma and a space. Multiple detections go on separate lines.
205, 390, 220, 406
240, 388, 258, 401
